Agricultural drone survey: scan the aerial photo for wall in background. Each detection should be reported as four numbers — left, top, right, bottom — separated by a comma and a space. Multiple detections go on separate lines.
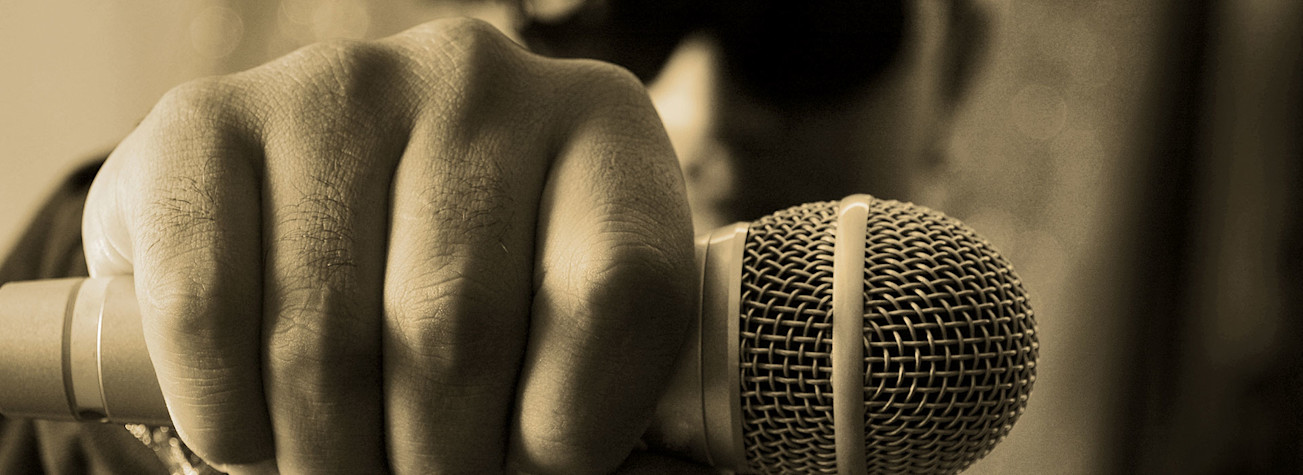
0, 2, 1158, 473
0, 1, 205, 256
934, 1, 1162, 472
7, 1, 1295, 473
0, 0, 509, 258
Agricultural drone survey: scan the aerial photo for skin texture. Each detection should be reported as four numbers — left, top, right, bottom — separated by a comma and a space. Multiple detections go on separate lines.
73, 0, 984, 471
81, 18, 700, 474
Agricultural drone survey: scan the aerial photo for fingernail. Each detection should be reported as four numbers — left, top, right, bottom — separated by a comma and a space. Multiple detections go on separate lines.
212, 459, 279, 475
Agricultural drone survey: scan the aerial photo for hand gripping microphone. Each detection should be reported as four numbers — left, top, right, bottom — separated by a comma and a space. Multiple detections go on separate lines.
0, 195, 1038, 474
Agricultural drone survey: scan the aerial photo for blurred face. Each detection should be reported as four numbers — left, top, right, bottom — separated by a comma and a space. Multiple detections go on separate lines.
515, 0, 977, 228
647, 1, 956, 228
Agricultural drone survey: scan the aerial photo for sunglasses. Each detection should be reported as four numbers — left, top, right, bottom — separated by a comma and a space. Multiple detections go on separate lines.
513, 0, 907, 104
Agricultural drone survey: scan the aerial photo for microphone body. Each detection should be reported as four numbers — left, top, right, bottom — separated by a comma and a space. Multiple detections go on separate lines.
0, 195, 1038, 474
0, 275, 168, 425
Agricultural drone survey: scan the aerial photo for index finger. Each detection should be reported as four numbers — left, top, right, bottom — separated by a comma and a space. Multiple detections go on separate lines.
511, 60, 696, 473
81, 79, 273, 467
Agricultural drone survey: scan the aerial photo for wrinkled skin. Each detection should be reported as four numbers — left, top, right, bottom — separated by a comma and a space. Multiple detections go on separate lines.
83, 18, 703, 474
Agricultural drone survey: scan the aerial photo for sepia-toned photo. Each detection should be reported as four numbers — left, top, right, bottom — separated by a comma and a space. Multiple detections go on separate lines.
0, 1, 1298, 473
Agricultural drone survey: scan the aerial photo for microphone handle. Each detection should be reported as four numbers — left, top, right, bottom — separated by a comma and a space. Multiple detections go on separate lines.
0, 276, 169, 425
0, 223, 753, 470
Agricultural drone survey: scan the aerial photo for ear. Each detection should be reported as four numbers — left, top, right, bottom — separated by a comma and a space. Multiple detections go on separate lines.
941, 1, 991, 109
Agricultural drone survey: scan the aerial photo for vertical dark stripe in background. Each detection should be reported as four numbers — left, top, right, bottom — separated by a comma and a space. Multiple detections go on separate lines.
1110, 0, 1210, 470
1117, 1, 1303, 472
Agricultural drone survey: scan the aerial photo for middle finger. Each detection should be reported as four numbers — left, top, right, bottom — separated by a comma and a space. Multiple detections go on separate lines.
380, 25, 549, 472
255, 41, 407, 473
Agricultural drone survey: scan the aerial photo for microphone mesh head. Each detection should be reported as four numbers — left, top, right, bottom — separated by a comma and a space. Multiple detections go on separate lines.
739, 199, 1038, 474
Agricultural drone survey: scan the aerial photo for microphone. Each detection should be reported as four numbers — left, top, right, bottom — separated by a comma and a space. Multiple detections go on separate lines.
0, 194, 1038, 474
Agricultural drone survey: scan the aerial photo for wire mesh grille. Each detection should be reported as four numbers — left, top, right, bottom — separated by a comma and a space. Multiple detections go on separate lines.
739, 199, 1038, 474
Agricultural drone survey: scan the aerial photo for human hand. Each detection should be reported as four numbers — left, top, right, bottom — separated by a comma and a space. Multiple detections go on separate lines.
82, 18, 702, 474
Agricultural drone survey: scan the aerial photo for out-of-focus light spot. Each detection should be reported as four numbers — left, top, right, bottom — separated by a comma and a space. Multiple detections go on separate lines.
190, 6, 244, 59
311, 0, 370, 40
277, 0, 371, 44
280, 0, 315, 26
1011, 84, 1068, 140
1077, 39, 1118, 89
1052, 25, 1096, 69
1055, 23, 1117, 89
1050, 128, 1106, 185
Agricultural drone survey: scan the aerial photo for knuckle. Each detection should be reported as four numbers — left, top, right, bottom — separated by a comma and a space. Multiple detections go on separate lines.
133, 179, 244, 296
429, 16, 509, 47
542, 214, 694, 343
136, 210, 219, 284
549, 58, 669, 156
268, 39, 405, 117
264, 205, 374, 380
140, 176, 217, 231
582, 206, 691, 287
388, 17, 526, 101
586, 60, 646, 93
147, 77, 257, 144
135, 79, 260, 180
298, 36, 372, 61
563, 59, 648, 106
140, 159, 226, 217
140, 272, 220, 340
266, 285, 376, 383
155, 76, 240, 117
405, 17, 513, 61
297, 39, 390, 90
387, 271, 523, 380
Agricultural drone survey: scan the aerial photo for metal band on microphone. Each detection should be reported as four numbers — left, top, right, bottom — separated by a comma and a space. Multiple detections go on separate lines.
69, 276, 112, 420
700, 222, 748, 471
833, 195, 870, 475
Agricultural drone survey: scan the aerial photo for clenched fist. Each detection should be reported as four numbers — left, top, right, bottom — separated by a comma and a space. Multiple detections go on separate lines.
82, 18, 698, 474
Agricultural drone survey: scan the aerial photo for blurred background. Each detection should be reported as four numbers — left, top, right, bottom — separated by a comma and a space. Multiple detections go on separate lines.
1, 0, 1299, 473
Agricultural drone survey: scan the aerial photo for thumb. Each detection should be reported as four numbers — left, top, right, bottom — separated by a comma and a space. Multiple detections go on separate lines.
82, 151, 135, 278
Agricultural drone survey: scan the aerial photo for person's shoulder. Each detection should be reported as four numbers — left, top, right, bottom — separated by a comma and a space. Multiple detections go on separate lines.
64, 157, 105, 193
0, 155, 105, 282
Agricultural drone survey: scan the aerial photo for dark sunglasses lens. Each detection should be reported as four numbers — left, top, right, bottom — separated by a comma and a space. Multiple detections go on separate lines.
520, 0, 906, 102
716, 0, 905, 103
518, 0, 700, 82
